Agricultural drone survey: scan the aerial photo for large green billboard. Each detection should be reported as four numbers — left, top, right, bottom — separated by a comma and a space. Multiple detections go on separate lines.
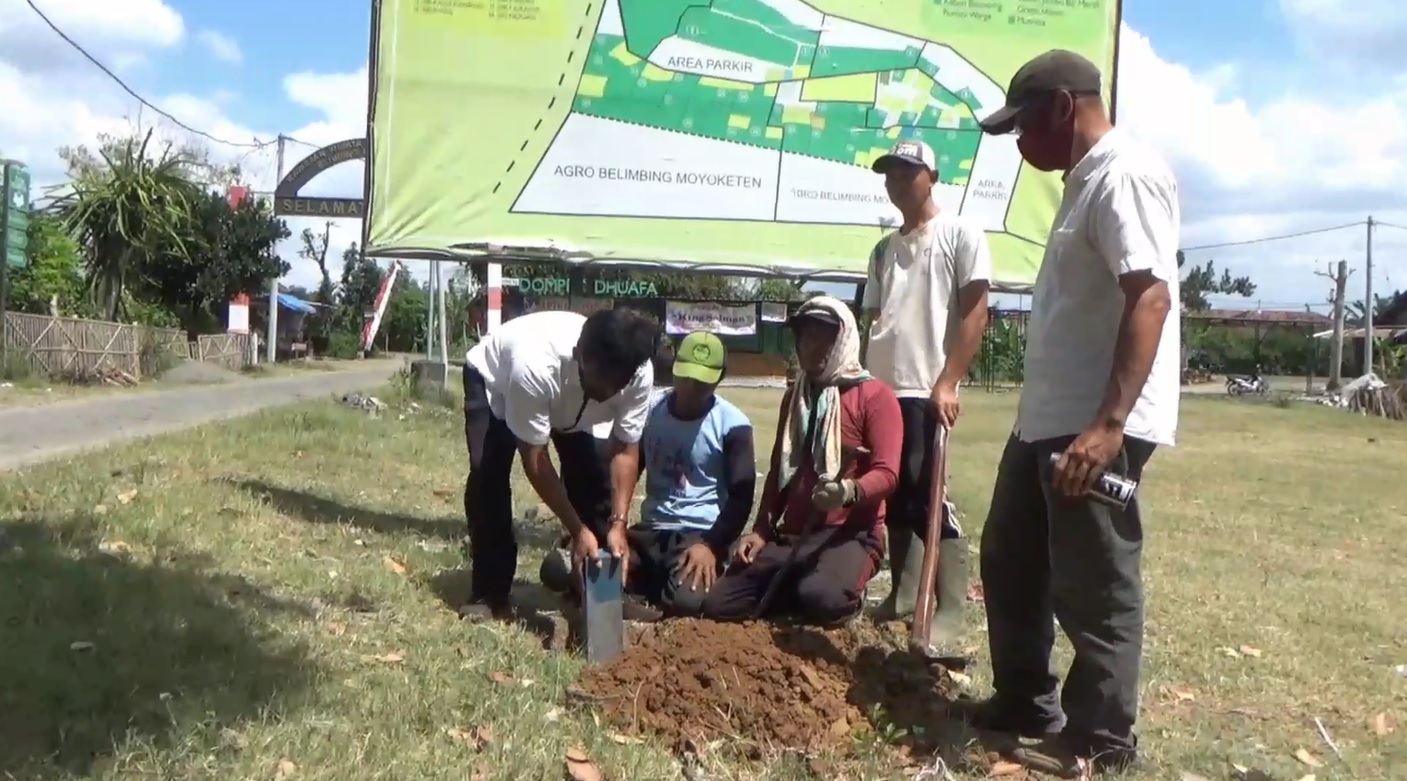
365, 0, 1121, 289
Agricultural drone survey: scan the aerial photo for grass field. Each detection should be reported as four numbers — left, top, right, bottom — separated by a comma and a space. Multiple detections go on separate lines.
2, 386, 1405, 780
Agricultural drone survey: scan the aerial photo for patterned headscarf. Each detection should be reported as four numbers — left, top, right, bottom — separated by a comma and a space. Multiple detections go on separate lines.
777, 296, 871, 491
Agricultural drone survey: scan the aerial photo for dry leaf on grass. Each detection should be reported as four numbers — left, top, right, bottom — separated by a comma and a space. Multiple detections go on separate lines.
1293, 748, 1323, 768
1181, 773, 1211, 781
117, 489, 138, 505
544, 706, 563, 723
1294, 776, 1316, 781
383, 555, 409, 576
1371, 712, 1393, 735
98, 540, 131, 554
989, 759, 1024, 776
325, 621, 347, 637
565, 748, 603, 781
361, 651, 405, 664
1164, 687, 1195, 703
488, 671, 516, 686
608, 732, 643, 745
93, 504, 107, 516
274, 758, 297, 779
432, 488, 455, 499
1238, 645, 1263, 658
446, 725, 493, 750
69, 641, 94, 652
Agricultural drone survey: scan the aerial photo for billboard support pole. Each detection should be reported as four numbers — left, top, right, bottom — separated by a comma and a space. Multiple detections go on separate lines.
267, 135, 285, 363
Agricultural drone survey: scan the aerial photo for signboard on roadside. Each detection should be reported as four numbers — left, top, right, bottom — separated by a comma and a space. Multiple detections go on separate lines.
2, 161, 30, 270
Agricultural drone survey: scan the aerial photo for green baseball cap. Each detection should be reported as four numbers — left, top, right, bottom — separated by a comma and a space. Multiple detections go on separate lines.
673, 331, 726, 384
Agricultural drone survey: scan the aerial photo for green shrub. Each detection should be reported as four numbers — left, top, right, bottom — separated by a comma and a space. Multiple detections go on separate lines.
326, 331, 362, 360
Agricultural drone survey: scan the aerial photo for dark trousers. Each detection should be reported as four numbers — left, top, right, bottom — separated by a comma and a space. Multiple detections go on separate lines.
890, 397, 960, 540
538, 525, 714, 615
701, 529, 881, 624
980, 433, 1156, 754
463, 364, 611, 604
626, 527, 715, 617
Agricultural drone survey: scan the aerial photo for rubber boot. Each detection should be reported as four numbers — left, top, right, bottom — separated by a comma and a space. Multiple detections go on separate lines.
875, 526, 918, 620
926, 537, 970, 650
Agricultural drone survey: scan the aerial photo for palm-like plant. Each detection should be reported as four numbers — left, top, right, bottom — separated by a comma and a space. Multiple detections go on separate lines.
51, 130, 199, 321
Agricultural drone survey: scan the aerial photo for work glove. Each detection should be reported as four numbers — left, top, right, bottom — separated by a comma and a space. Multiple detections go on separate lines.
811, 479, 857, 512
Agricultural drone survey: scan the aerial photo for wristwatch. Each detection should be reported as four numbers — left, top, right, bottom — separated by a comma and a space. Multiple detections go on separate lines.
608, 512, 628, 527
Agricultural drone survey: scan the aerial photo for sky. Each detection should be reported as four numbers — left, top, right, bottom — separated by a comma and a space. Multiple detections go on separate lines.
2, 0, 1406, 314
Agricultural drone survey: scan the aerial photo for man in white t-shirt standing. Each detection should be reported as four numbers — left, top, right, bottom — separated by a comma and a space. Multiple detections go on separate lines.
864, 139, 991, 655
460, 308, 659, 621
971, 50, 1180, 777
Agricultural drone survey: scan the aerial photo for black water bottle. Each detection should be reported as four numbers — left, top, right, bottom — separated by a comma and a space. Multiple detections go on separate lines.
1047, 453, 1138, 509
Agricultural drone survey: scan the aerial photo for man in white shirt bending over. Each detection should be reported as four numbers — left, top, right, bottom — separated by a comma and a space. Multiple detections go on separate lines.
460, 308, 660, 621
864, 138, 991, 655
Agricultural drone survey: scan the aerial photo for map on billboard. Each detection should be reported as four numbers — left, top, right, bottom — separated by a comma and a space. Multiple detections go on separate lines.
367, 0, 1119, 288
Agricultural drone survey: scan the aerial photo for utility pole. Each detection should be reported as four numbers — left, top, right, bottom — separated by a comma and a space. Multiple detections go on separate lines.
1364, 215, 1375, 376
1316, 259, 1352, 391
266, 135, 286, 364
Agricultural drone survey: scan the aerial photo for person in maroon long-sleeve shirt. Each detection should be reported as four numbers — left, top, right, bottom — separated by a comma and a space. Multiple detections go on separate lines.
701, 297, 903, 625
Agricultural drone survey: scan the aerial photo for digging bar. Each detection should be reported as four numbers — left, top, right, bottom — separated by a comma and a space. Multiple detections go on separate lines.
582, 550, 625, 664
908, 424, 965, 667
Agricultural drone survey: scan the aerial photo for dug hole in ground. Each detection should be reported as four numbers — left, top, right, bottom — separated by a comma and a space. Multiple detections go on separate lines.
571, 618, 972, 766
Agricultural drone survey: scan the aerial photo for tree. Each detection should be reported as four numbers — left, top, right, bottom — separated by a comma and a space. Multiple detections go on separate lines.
1346, 291, 1401, 326
381, 275, 428, 352
297, 222, 337, 350
335, 243, 383, 332
298, 221, 335, 304
755, 277, 808, 302
8, 214, 94, 318
1177, 250, 1255, 312
138, 190, 291, 338
60, 130, 241, 190
52, 129, 201, 320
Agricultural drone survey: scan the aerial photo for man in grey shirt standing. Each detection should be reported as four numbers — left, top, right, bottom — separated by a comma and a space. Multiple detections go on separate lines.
972, 50, 1181, 776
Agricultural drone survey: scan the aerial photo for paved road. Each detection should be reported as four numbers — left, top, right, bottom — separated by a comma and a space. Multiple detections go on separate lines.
0, 361, 402, 472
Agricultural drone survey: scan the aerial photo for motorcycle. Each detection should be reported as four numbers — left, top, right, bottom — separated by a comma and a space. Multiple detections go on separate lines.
1225, 374, 1269, 397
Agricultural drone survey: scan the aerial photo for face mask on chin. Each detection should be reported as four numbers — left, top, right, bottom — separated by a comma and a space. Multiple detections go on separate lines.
1015, 97, 1076, 172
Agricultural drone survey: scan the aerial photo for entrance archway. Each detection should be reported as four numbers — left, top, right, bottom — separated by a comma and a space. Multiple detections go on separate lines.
273, 138, 366, 218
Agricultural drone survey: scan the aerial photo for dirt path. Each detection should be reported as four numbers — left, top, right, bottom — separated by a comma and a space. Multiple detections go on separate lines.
0, 360, 405, 471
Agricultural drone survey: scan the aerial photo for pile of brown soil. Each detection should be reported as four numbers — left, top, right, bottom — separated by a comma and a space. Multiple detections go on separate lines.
574, 619, 957, 756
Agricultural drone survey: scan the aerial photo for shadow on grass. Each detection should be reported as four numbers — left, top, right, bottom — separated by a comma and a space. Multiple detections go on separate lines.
772, 626, 992, 771
232, 478, 565, 551
232, 478, 466, 540
0, 517, 315, 777
422, 568, 567, 650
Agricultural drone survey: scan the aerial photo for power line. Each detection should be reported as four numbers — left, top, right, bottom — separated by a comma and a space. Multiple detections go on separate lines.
1181, 221, 1364, 252
1374, 220, 1407, 232
24, 0, 275, 150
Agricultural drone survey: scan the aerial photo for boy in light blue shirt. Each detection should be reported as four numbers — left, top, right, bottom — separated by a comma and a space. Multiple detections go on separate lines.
540, 331, 756, 618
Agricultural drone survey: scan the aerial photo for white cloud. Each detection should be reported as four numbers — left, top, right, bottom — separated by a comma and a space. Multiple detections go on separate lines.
0, 0, 183, 75
0, 0, 1404, 307
194, 29, 241, 65
1112, 21, 1407, 308
1278, 0, 1407, 71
